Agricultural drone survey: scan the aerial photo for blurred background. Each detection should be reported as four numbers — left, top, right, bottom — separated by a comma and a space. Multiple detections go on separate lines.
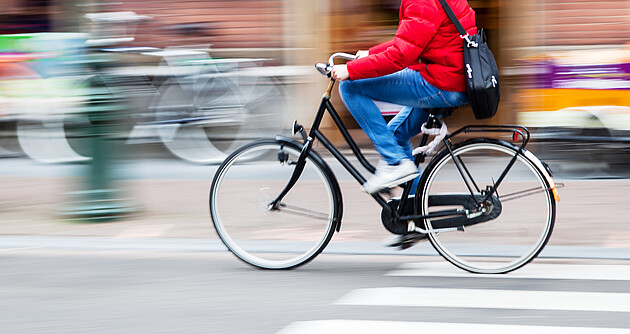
1, 3, 629, 333
0, 0, 629, 167
0, 0, 629, 223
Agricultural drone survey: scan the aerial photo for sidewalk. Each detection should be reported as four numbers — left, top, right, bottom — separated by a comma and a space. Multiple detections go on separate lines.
1, 162, 630, 259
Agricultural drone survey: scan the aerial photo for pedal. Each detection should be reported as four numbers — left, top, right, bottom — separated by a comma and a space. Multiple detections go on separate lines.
381, 196, 415, 235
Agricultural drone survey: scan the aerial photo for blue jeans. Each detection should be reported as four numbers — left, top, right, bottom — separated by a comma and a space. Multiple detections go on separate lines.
339, 69, 469, 165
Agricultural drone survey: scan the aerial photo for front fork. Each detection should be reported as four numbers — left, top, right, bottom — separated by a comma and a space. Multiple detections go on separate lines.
269, 81, 332, 210
267, 129, 312, 210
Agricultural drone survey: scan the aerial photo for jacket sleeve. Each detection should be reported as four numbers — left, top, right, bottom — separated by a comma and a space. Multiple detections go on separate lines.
369, 40, 394, 54
347, 1, 440, 80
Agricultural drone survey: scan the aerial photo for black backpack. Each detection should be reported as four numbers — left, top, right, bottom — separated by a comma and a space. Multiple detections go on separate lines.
438, 0, 500, 120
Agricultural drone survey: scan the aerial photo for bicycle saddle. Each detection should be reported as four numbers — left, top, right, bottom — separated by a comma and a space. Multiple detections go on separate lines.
425, 107, 455, 118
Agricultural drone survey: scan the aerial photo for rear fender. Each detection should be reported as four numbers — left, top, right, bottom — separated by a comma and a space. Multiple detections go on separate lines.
522, 149, 560, 201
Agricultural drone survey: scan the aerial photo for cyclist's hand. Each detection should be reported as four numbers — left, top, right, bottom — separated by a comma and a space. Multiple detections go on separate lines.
331, 65, 350, 81
356, 50, 369, 58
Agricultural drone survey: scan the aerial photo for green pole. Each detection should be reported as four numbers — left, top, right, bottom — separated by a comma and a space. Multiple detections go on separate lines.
62, 53, 135, 223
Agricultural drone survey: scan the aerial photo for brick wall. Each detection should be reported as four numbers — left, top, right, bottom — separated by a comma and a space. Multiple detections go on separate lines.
534, 0, 630, 46
115, 0, 287, 49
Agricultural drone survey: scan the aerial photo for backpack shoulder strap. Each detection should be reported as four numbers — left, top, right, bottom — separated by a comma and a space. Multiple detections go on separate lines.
437, 0, 468, 36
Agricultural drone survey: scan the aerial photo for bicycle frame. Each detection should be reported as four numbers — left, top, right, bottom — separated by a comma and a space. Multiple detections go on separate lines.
269, 77, 538, 232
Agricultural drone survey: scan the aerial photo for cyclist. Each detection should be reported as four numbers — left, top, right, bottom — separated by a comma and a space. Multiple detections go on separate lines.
331, 0, 477, 194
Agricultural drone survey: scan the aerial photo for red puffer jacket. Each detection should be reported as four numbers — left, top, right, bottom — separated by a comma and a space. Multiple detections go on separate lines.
347, 0, 477, 92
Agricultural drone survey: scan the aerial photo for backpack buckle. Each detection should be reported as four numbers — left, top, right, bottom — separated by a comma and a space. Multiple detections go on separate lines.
461, 34, 478, 48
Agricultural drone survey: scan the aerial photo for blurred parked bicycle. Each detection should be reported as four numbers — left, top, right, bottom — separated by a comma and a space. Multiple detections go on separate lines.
0, 10, 288, 164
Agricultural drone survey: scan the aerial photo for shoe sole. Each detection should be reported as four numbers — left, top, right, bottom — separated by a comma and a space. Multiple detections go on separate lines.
363, 172, 419, 194
382, 172, 419, 188
384, 233, 429, 248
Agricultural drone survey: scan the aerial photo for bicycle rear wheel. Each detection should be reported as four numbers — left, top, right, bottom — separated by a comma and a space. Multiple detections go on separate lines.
418, 139, 555, 274
209, 139, 340, 269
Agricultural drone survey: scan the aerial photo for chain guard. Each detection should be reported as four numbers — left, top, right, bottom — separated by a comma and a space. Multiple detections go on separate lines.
380, 194, 502, 234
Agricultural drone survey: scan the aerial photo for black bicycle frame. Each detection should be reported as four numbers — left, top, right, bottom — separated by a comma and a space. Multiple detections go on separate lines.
269, 78, 531, 227
270, 79, 438, 222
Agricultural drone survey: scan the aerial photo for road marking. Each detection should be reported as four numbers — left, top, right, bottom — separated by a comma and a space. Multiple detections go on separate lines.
334, 287, 630, 312
386, 262, 630, 280
277, 320, 630, 334
0, 247, 38, 252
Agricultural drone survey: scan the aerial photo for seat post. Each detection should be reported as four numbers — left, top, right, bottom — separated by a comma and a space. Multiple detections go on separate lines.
419, 111, 442, 147
415, 108, 452, 164
424, 113, 441, 130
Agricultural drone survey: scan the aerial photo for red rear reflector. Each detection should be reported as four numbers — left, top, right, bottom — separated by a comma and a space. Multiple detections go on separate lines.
513, 132, 522, 141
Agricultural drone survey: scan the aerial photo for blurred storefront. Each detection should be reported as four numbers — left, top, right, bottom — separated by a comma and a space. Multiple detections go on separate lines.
513, 0, 628, 129
2, 0, 629, 143
503, 0, 630, 174
0, 0, 52, 34
504, 0, 630, 122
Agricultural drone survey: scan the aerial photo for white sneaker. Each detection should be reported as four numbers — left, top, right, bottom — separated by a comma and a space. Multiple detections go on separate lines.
363, 159, 418, 194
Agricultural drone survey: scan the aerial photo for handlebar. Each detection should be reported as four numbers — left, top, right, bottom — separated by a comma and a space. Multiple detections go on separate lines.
315, 52, 358, 77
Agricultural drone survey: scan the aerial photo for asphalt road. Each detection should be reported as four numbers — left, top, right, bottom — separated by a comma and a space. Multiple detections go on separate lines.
2, 148, 630, 333
1, 249, 629, 334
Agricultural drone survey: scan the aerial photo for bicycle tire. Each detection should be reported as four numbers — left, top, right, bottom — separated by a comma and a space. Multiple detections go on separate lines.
209, 138, 341, 269
417, 138, 556, 274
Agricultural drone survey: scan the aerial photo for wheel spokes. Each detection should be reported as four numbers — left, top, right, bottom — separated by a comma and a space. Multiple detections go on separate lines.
499, 186, 549, 202
275, 202, 330, 221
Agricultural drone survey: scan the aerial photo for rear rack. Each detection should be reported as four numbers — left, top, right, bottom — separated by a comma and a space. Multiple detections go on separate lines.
449, 125, 530, 151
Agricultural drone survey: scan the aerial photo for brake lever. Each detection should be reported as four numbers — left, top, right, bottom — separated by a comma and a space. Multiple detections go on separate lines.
315, 63, 330, 76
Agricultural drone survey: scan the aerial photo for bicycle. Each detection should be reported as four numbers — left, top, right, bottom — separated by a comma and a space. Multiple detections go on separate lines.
1, 11, 287, 164
209, 53, 561, 274
81, 11, 288, 165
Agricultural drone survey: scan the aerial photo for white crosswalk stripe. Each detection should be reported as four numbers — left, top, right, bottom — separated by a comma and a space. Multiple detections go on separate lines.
386, 261, 630, 280
278, 320, 630, 334
334, 287, 630, 312
276, 261, 630, 333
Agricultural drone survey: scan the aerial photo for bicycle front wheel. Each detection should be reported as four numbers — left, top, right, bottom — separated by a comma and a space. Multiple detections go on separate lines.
209, 139, 340, 269
418, 139, 555, 274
